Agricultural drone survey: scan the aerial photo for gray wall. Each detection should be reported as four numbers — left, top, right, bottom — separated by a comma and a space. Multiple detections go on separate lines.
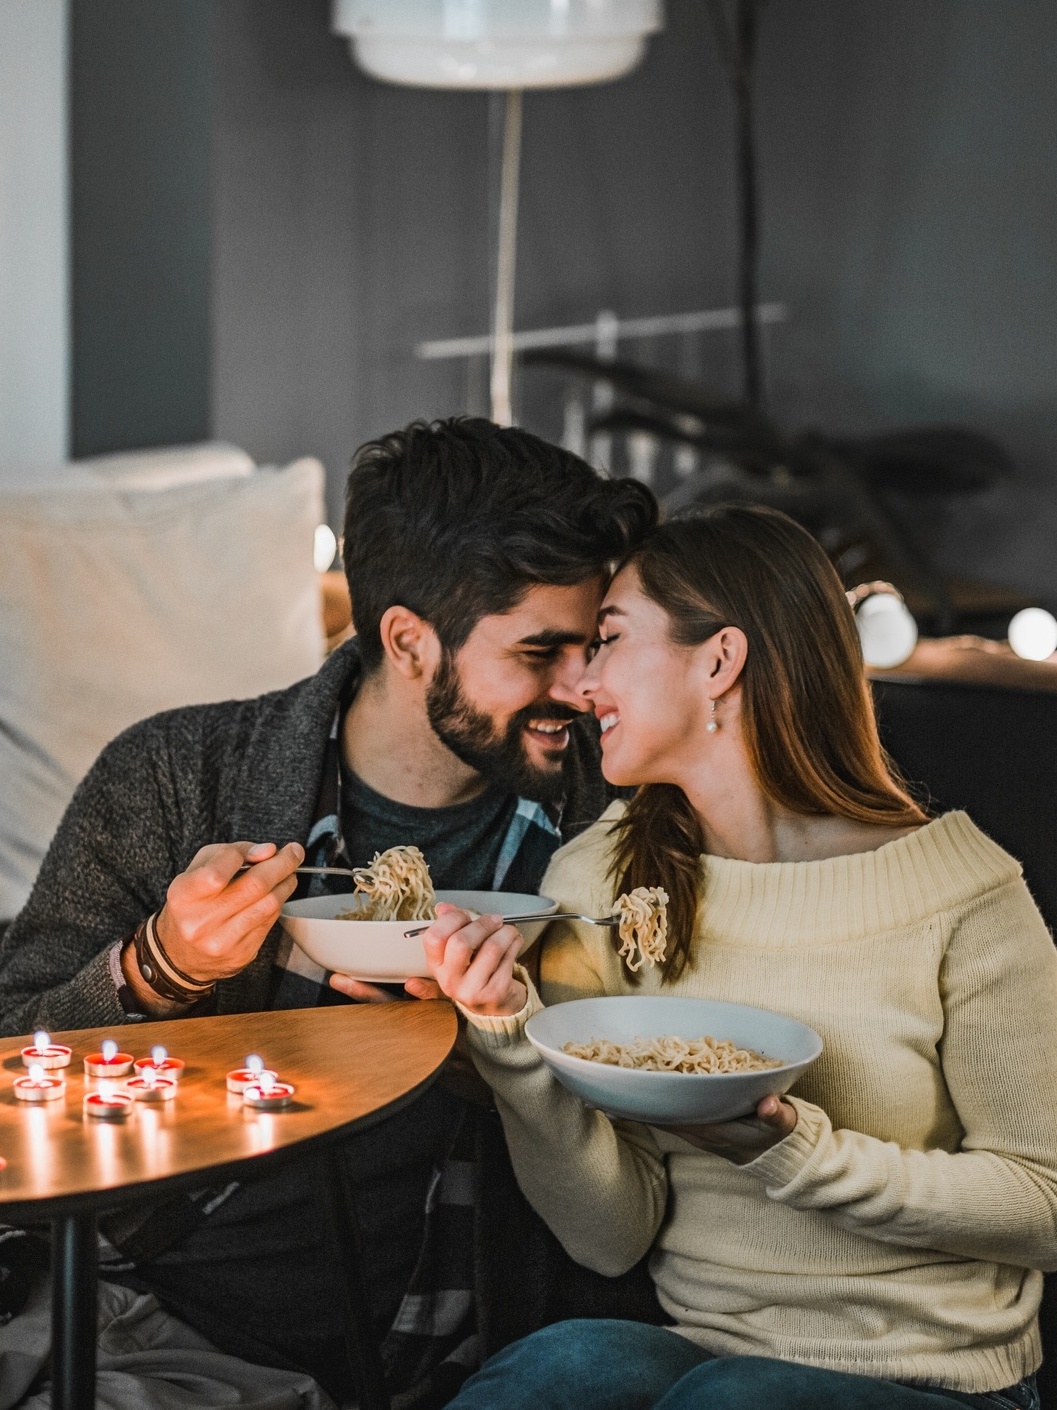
209, 0, 742, 524
71, 0, 212, 456
71, 0, 1057, 601
755, 2, 1057, 604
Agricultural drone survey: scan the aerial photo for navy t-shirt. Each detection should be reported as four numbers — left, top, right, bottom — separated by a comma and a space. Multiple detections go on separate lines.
340, 767, 519, 892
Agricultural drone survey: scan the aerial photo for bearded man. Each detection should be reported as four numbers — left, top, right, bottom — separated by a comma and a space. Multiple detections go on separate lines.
0, 418, 658, 1406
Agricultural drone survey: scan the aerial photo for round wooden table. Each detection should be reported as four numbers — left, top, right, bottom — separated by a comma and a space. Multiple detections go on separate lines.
0, 999, 458, 1410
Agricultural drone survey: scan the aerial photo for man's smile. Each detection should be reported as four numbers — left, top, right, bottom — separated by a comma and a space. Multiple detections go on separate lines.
525, 718, 574, 750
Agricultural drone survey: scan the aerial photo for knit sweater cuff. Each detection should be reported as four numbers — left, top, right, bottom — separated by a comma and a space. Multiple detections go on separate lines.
740, 1095, 830, 1188
459, 966, 543, 1048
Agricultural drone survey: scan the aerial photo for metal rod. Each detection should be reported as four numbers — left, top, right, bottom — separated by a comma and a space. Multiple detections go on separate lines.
490, 88, 523, 427
417, 301, 789, 361
52, 1212, 97, 1410
321, 1148, 391, 1410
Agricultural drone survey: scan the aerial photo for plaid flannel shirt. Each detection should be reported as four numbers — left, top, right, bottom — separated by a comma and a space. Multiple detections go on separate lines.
270, 710, 565, 1406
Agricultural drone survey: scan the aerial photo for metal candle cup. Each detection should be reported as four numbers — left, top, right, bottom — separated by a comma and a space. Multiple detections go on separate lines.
125, 1068, 177, 1103
226, 1054, 273, 1094
14, 1063, 66, 1103
84, 1039, 133, 1078
83, 1090, 132, 1121
133, 1057, 183, 1080
242, 1074, 295, 1111
21, 1031, 71, 1071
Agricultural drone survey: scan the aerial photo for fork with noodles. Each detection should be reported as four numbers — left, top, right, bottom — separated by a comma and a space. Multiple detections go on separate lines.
335, 845, 437, 922
614, 886, 670, 972
401, 886, 669, 957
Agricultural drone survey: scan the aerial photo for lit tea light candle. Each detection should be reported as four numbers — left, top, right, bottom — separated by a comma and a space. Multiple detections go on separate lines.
84, 1039, 133, 1078
83, 1080, 132, 1121
133, 1045, 184, 1082
14, 1063, 66, 1103
20, 1030, 72, 1071
242, 1069, 295, 1111
226, 1054, 276, 1094
125, 1065, 177, 1103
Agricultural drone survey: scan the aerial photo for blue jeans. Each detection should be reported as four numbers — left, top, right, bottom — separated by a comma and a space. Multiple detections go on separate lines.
444, 1320, 1040, 1410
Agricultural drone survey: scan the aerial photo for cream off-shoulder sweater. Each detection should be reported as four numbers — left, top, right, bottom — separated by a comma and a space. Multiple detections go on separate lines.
461, 807, 1057, 1393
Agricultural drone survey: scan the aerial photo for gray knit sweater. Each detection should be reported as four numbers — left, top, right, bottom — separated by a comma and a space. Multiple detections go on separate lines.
0, 641, 611, 1037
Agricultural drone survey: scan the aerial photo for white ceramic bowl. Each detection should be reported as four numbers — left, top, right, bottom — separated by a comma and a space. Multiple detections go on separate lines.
280, 889, 558, 982
525, 996, 822, 1126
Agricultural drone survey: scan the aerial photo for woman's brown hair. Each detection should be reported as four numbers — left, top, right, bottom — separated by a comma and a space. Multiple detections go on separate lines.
610, 505, 928, 982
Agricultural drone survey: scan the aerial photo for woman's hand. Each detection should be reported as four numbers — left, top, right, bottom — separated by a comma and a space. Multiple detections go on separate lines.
421, 903, 527, 1017
658, 1095, 797, 1165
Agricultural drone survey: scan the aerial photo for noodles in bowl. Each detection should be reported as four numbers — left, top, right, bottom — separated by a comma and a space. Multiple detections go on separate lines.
562, 1034, 783, 1075
526, 996, 822, 1125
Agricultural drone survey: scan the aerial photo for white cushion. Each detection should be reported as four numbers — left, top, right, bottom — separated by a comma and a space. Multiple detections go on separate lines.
0, 441, 255, 494
0, 456, 327, 918
80, 440, 256, 491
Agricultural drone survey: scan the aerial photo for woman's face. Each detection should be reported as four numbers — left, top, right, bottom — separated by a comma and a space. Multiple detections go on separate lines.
578, 565, 720, 787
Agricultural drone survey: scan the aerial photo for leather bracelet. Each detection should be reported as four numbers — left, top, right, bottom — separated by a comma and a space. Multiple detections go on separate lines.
132, 913, 216, 1005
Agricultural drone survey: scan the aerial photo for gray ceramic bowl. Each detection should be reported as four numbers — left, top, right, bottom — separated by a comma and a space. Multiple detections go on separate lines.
525, 995, 822, 1125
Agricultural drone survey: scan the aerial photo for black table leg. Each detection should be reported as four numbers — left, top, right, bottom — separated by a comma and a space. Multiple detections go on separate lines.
321, 1148, 391, 1410
51, 1211, 98, 1410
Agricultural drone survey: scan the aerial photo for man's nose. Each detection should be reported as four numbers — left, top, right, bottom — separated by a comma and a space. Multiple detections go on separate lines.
550, 652, 596, 710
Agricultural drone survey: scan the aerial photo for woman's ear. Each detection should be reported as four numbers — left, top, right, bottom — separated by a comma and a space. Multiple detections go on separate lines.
706, 625, 749, 697
377, 605, 441, 680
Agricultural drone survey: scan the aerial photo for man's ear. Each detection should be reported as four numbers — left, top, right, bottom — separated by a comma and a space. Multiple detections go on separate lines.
378, 606, 441, 681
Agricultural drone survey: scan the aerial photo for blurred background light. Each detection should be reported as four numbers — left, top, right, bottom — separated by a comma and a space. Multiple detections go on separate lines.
313, 523, 338, 573
850, 586, 919, 669
1007, 607, 1057, 661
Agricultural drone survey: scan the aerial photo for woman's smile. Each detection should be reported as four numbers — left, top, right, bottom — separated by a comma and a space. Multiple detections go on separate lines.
598, 710, 620, 739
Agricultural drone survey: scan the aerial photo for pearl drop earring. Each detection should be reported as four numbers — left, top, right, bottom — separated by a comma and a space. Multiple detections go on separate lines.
707, 699, 719, 733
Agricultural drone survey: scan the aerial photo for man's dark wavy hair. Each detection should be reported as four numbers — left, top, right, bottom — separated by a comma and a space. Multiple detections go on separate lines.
343, 417, 658, 673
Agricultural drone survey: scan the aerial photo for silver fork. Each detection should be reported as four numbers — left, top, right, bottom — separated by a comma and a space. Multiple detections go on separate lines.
238, 864, 362, 879
402, 912, 620, 938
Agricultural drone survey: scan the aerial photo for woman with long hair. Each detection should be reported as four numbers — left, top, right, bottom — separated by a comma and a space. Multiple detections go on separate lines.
422, 505, 1055, 1410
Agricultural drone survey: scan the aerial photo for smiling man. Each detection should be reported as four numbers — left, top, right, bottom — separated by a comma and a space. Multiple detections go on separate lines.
0, 418, 657, 1403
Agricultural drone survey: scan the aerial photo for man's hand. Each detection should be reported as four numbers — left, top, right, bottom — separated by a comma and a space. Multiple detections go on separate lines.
421, 903, 527, 1017
327, 974, 443, 1004
155, 840, 304, 982
657, 1095, 797, 1165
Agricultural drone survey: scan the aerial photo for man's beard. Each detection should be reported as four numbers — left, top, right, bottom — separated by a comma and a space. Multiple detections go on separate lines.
426, 650, 574, 804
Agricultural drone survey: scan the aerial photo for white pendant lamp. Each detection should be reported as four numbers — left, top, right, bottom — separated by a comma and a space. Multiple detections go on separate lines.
332, 0, 662, 91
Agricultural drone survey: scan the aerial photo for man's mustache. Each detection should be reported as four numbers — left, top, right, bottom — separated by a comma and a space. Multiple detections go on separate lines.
514, 702, 581, 727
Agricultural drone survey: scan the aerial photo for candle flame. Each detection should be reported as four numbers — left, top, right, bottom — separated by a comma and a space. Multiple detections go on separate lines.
33, 1030, 49, 1051
151, 1045, 167, 1065
246, 1054, 263, 1074
99, 1080, 115, 1100
28, 1063, 45, 1083
142, 1066, 157, 1087
259, 1070, 276, 1094
102, 1039, 118, 1062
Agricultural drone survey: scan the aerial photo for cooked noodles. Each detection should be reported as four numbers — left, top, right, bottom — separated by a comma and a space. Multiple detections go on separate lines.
336, 845, 436, 922
562, 1034, 783, 1074
614, 887, 669, 972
